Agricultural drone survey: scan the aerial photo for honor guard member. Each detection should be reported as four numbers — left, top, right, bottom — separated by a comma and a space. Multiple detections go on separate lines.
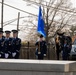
35, 35, 47, 60
4, 31, 12, 59
12, 30, 21, 59
0, 29, 5, 58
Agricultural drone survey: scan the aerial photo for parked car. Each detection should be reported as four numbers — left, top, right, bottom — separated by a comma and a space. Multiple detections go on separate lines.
70, 39, 76, 59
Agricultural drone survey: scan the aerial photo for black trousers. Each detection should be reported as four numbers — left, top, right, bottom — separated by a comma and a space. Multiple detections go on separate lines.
56, 50, 60, 60
38, 54, 44, 60
15, 52, 20, 59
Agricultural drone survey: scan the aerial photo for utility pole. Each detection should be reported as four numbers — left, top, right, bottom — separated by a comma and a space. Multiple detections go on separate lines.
1, 0, 4, 30
17, 12, 20, 37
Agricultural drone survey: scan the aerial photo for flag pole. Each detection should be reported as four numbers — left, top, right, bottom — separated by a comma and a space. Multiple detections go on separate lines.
38, 1, 41, 59
37, 1, 46, 59
38, 41, 41, 59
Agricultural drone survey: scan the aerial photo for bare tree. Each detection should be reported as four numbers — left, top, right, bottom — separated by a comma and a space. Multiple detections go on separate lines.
21, 0, 76, 43
42, 0, 72, 43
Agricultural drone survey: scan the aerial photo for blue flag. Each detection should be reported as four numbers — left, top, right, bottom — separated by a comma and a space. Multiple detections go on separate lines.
37, 6, 46, 37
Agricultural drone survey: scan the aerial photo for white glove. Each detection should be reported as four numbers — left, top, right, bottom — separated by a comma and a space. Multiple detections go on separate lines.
12, 52, 16, 57
38, 52, 41, 54
5, 53, 9, 58
44, 54, 46, 56
0, 54, 1, 57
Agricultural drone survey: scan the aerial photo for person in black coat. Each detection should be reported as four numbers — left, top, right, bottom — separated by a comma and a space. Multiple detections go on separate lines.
12, 30, 21, 59
35, 35, 47, 60
62, 36, 72, 60
55, 36, 61, 60
62, 40, 69, 60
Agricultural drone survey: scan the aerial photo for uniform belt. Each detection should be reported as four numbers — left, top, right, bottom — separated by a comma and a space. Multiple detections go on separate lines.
16, 50, 19, 52
8, 51, 11, 54
1, 52, 3, 54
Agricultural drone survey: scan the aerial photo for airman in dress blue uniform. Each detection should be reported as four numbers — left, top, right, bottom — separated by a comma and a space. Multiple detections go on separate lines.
4, 31, 13, 59
35, 35, 47, 60
12, 30, 21, 59
0, 30, 5, 58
